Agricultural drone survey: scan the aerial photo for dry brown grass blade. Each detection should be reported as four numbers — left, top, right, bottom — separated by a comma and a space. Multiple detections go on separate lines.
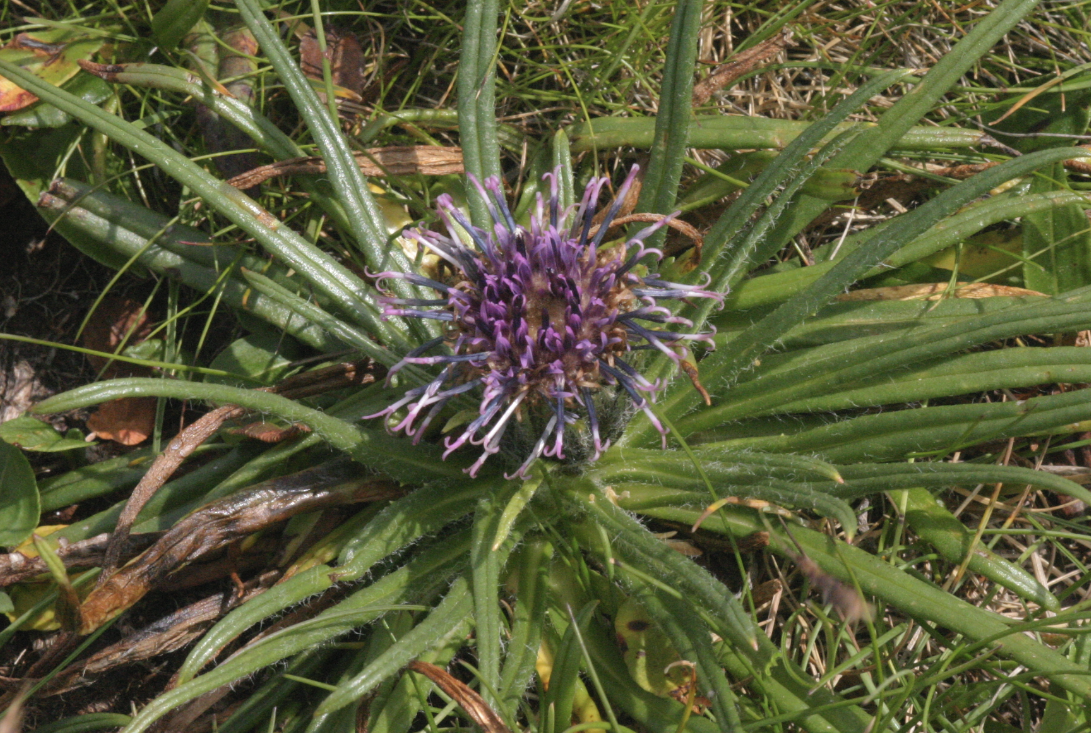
679, 360, 710, 405
41, 572, 277, 697
225, 146, 464, 189
407, 661, 511, 733
0, 683, 28, 733
98, 404, 247, 580
836, 282, 1046, 302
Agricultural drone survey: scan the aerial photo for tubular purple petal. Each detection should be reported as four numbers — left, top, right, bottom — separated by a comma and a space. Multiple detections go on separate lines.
367, 166, 722, 477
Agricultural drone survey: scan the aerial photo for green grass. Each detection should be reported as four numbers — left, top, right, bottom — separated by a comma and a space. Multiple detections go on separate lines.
1, 1, 1091, 732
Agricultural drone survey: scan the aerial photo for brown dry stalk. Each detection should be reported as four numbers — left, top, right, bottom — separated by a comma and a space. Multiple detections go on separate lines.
99, 404, 246, 579
408, 661, 511, 733
590, 213, 705, 265
902, 154, 1091, 180
692, 30, 792, 107
837, 282, 1045, 302
225, 146, 464, 190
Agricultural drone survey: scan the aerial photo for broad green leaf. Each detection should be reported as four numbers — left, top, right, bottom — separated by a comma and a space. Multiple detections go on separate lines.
151, 0, 211, 49
0, 414, 89, 452
0, 124, 133, 271
577, 603, 723, 733
1007, 91, 1091, 294
612, 572, 743, 733
207, 332, 300, 387
31, 532, 81, 631
0, 30, 103, 112
900, 487, 1059, 610
0, 439, 39, 547
38, 447, 153, 511
615, 598, 691, 697
1, 72, 111, 128
1023, 167, 1091, 294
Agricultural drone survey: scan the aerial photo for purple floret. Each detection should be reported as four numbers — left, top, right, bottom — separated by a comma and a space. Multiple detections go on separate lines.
368, 166, 723, 479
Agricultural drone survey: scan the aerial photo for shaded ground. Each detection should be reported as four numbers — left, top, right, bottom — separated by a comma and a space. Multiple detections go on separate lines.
0, 166, 121, 477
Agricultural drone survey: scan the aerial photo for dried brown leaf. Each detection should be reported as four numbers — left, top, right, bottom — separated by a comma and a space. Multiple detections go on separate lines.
228, 421, 311, 443
300, 27, 366, 98
80, 296, 157, 445
86, 396, 156, 446
80, 297, 154, 376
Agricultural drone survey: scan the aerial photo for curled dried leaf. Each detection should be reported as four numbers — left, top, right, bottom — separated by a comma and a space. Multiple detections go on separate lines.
79, 462, 401, 633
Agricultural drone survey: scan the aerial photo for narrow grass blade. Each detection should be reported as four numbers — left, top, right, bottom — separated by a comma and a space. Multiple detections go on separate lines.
457, 0, 503, 226
900, 487, 1059, 610
0, 55, 399, 343
760, 0, 1042, 249
32, 377, 455, 482
233, 0, 419, 294
635, 0, 704, 248
632, 499, 1091, 701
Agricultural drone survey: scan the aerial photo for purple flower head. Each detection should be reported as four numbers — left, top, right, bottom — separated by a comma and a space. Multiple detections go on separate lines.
368, 166, 723, 479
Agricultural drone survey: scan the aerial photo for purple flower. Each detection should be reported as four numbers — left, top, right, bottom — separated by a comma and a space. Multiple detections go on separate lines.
368, 166, 723, 478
